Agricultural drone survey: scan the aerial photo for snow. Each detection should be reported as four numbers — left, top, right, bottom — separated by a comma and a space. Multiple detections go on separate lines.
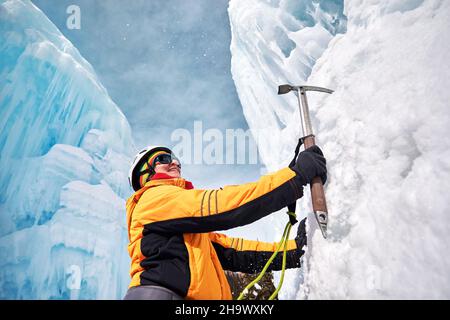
229, 0, 450, 299
0, 0, 134, 299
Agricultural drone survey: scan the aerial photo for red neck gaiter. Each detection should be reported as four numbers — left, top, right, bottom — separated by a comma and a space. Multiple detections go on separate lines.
151, 173, 194, 190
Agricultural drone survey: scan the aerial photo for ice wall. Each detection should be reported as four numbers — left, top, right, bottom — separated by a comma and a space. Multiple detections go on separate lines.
0, 0, 134, 299
229, 0, 450, 299
229, 0, 346, 169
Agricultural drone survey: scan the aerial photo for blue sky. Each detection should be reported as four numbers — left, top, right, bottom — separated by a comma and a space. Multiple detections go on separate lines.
32, 0, 262, 188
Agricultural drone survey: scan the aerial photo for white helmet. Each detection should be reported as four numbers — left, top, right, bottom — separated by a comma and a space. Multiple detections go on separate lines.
128, 145, 173, 191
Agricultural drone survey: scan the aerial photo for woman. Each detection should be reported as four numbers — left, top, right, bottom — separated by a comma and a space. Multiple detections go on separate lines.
124, 145, 326, 300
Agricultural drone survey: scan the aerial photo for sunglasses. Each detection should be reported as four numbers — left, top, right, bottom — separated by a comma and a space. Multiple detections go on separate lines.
152, 153, 181, 168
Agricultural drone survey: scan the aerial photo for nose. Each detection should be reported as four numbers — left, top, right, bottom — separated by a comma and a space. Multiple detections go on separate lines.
171, 159, 181, 168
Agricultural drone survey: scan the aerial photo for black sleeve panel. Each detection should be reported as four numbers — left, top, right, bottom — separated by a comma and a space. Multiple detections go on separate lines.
211, 242, 303, 273
144, 176, 304, 235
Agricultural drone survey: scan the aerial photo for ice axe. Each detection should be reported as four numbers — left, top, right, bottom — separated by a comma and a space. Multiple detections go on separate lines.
278, 84, 333, 239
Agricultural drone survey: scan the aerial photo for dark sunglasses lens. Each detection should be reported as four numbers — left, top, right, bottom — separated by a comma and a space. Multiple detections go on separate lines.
153, 154, 181, 167
154, 154, 172, 164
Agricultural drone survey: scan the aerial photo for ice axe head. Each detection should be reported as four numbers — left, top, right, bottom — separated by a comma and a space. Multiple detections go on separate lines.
278, 84, 294, 95
278, 84, 334, 95
277, 84, 333, 138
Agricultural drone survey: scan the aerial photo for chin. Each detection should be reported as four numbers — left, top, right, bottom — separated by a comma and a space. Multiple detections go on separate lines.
168, 171, 181, 178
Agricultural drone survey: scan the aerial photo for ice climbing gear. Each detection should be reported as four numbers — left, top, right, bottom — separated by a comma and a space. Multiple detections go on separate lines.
128, 145, 173, 191
235, 136, 318, 300
237, 211, 298, 300
278, 84, 333, 239
236, 137, 314, 300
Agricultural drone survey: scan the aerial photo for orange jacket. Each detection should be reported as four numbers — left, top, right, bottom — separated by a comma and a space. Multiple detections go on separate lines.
125, 167, 305, 300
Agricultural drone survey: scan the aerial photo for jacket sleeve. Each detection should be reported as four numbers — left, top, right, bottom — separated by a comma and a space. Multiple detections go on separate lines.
138, 167, 304, 234
209, 233, 304, 273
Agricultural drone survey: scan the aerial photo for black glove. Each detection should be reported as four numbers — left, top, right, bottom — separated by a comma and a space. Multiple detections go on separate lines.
292, 145, 327, 186
295, 217, 307, 251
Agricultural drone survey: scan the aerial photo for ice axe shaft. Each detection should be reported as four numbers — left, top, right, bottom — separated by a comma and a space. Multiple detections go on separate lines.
278, 84, 333, 239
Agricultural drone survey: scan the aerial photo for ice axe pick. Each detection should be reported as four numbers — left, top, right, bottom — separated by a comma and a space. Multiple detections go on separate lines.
278, 84, 333, 239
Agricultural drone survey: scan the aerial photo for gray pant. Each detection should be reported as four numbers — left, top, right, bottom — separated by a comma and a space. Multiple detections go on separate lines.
123, 285, 184, 300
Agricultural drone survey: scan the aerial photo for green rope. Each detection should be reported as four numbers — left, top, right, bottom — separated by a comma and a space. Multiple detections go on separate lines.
269, 221, 292, 300
237, 211, 296, 300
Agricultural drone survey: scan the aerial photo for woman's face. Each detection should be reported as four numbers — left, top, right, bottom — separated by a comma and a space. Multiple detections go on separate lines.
154, 158, 181, 178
